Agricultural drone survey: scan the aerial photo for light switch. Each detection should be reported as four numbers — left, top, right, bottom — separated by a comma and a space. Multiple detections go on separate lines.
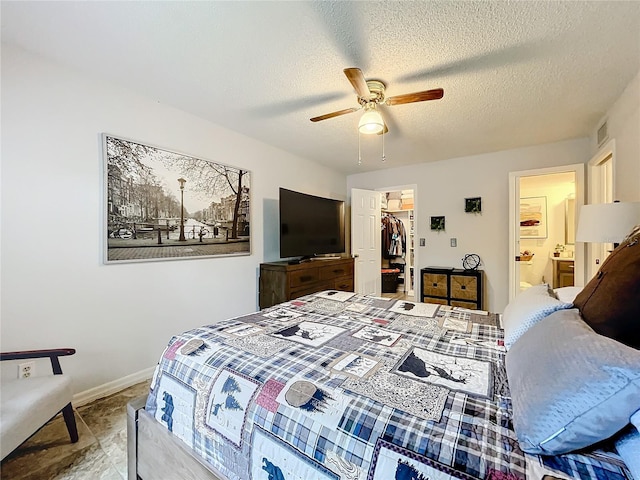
450, 238, 457, 247
419, 238, 426, 247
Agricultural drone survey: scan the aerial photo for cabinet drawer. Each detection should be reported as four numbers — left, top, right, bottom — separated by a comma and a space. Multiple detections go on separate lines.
319, 262, 354, 280
422, 296, 448, 306
450, 275, 478, 301
290, 268, 320, 287
332, 276, 354, 292
423, 273, 448, 297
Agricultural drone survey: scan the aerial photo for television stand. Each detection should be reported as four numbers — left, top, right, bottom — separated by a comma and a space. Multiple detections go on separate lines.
259, 257, 354, 309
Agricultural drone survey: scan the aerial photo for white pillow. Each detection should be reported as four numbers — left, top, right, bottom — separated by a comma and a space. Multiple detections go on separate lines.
553, 286, 583, 304
502, 284, 572, 350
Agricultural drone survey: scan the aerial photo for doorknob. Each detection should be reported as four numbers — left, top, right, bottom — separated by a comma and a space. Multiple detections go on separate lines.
353, 254, 359, 258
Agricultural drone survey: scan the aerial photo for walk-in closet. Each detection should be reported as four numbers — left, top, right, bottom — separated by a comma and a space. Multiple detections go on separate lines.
381, 189, 414, 297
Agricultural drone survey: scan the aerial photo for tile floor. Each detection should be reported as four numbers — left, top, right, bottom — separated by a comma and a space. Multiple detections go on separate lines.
1, 380, 150, 480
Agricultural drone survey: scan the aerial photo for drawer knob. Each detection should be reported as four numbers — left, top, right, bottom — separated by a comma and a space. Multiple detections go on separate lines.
300, 275, 313, 282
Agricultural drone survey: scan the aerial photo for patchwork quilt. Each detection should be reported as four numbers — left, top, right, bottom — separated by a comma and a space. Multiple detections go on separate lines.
145, 291, 632, 480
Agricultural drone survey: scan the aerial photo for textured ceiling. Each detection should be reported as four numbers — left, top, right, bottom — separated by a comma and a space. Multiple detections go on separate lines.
2, 1, 639, 174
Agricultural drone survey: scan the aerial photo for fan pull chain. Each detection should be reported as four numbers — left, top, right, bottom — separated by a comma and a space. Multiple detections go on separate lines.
358, 131, 362, 165
382, 130, 386, 162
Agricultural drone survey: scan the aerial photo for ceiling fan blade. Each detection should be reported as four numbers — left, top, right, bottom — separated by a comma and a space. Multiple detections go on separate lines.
344, 68, 371, 99
310, 107, 359, 122
386, 88, 444, 106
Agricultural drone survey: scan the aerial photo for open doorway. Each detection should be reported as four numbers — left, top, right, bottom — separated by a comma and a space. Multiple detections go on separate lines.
380, 187, 415, 301
508, 165, 585, 302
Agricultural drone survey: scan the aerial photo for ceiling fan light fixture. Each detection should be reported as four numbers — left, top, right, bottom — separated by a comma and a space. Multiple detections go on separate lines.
358, 104, 384, 134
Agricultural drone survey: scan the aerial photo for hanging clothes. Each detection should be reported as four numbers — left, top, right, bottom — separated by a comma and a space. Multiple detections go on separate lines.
381, 213, 406, 259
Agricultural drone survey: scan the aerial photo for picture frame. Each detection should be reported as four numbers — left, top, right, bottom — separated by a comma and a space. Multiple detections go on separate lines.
520, 196, 547, 239
465, 197, 481, 214
430, 216, 445, 231
103, 134, 251, 263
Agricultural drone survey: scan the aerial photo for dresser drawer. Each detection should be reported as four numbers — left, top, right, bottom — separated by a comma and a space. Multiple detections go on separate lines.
422, 273, 448, 297
332, 276, 354, 292
289, 268, 320, 288
319, 262, 354, 280
291, 281, 332, 299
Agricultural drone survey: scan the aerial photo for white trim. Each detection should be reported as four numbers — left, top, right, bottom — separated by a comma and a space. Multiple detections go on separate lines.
585, 139, 616, 279
72, 366, 155, 407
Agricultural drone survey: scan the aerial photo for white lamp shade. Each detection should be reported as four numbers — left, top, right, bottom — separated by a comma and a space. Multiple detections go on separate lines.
576, 202, 640, 243
358, 107, 384, 134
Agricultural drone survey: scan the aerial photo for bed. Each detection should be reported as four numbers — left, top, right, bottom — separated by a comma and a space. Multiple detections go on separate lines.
128, 278, 639, 480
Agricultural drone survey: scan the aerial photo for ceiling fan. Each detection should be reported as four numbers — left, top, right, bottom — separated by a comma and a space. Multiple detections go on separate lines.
310, 67, 444, 135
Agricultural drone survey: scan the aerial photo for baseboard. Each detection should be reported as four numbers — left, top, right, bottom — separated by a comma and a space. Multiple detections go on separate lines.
73, 366, 155, 407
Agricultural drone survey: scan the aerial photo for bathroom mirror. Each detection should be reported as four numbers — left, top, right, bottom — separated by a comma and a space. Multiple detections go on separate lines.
565, 197, 575, 245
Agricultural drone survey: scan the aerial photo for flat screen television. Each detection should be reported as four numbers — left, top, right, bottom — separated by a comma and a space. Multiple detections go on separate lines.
279, 188, 345, 259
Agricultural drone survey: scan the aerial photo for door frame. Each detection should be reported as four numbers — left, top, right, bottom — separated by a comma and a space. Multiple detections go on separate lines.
585, 139, 616, 279
508, 164, 585, 302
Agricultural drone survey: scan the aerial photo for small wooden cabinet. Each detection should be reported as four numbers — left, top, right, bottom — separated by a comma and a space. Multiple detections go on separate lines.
552, 258, 574, 288
420, 267, 484, 310
259, 258, 354, 309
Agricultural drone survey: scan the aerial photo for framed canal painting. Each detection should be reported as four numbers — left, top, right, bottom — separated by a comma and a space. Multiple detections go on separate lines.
103, 134, 251, 263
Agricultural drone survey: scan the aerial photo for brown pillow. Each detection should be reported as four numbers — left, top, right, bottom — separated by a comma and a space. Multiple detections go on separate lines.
573, 232, 640, 348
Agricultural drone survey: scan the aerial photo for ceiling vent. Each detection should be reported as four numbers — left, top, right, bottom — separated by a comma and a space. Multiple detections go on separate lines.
597, 121, 609, 147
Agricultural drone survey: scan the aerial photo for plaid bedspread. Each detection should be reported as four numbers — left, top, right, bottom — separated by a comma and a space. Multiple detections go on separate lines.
145, 291, 632, 480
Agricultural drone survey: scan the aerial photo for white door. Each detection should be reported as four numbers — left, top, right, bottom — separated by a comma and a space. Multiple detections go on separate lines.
351, 188, 381, 295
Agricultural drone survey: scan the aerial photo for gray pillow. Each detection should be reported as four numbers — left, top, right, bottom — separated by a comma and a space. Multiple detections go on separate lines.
506, 308, 640, 455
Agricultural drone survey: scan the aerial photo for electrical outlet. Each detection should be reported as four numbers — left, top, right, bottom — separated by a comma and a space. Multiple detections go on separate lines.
18, 361, 35, 379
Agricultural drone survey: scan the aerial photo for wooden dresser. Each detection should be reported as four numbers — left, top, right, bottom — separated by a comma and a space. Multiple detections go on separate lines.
259, 258, 354, 309
420, 267, 484, 310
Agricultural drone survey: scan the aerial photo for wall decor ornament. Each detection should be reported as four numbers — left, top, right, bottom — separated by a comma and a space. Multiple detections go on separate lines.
520, 196, 548, 239
465, 197, 482, 214
103, 134, 251, 263
430, 216, 445, 231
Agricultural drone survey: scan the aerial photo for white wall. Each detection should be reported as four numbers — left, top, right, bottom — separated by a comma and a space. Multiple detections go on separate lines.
592, 70, 640, 202
0, 45, 346, 396
348, 138, 590, 312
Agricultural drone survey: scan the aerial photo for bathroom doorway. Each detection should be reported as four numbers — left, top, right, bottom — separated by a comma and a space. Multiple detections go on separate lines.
508, 164, 585, 302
